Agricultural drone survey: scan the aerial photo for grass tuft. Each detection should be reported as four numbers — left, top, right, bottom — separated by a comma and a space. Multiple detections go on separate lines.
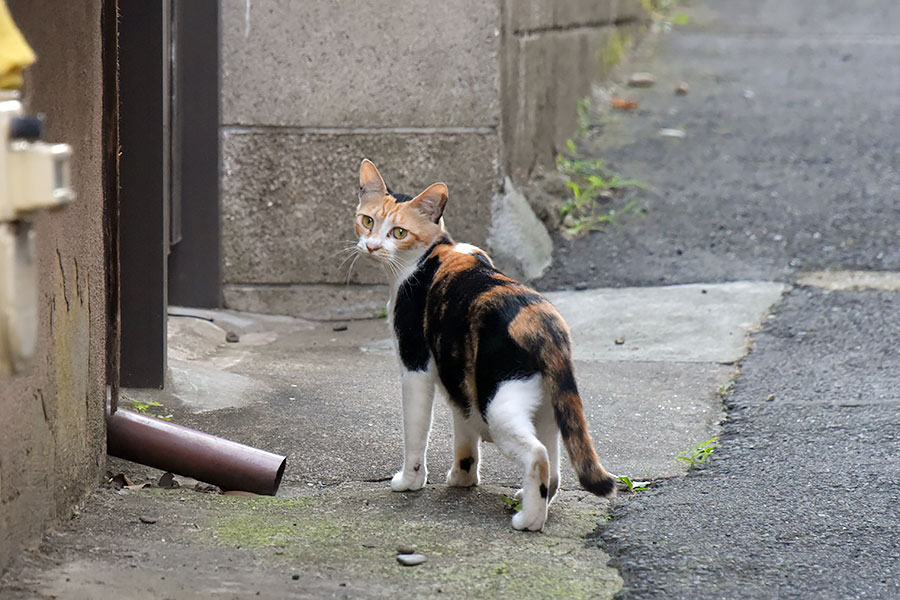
676, 437, 719, 469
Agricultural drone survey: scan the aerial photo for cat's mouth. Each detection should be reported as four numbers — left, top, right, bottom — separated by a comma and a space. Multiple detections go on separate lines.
358, 246, 392, 262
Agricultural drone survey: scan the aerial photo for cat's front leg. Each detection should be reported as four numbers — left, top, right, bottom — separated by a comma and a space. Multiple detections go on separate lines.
391, 368, 435, 492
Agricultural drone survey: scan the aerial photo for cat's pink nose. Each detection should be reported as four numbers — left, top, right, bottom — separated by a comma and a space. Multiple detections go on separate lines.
366, 240, 382, 253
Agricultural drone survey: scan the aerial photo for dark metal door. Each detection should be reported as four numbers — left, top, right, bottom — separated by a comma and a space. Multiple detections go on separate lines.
118, 0, 220, 388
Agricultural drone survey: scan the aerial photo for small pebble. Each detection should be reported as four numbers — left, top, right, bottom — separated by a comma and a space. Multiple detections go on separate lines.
675, 81, 690, 95
225, 331, 240, 343
291, 574, 300, 581
765, 394, 776, 402
659, 128, 686, 139
396, 553, 427, 567
396, 544, 416, 554
628, 72, 656, 87
139, 515, 157, 524
615, 336, 626, 345
332, 324, 348, 332
574, 281, 588, 291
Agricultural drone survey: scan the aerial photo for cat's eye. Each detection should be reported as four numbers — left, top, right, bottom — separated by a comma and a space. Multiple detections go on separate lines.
391, 227, 408, 240
360, 215, 374, 229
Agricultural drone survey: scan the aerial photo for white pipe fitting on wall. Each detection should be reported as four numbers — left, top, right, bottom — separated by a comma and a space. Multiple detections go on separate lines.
0, 94, 74, 375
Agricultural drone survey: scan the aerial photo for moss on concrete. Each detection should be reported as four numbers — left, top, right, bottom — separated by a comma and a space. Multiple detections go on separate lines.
200, 484, 622, 599
597, 27, 637, 76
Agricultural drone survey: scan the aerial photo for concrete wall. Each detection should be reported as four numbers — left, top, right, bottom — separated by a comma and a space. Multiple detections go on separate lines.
1, 1, 108, 573
220, 0, 646, 318
502, 0, 645, 182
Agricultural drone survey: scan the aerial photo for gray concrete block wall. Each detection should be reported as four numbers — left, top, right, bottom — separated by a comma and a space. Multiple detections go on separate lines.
221, 0, 501, 129
222, 129, 499, 286
220, 0, 646, 317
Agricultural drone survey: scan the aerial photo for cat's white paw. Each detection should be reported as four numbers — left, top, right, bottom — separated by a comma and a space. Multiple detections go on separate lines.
511, 506, 547, 532
445, 465, 479, 487
390, 467, 427, 492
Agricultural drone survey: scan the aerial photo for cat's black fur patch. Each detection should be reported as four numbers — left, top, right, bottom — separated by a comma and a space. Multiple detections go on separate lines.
473, 252, 493, 269
393, 238, 451, 371
474, 305, 541, 416
387, 187, 414, 203
426, 266, 507, 413
539, 483, 548, 499
459, 457, 474, 472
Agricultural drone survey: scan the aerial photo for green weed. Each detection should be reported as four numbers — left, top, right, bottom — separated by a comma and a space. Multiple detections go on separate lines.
499, 494, 522, 512
717, 380, 735, 397
575, 97, 592, 135
375, 307, 388, 319
617, 476, 649, 492
676, 437, 719, 469
556, 139, 644, 238
127, 398, 172, 421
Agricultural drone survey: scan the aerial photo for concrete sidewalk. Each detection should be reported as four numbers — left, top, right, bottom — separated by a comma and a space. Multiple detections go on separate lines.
0, 281, 783, 599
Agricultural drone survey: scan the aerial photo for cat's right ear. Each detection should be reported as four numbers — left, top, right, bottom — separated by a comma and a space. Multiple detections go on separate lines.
410, 182, 448, 224
359, 159, 387, 196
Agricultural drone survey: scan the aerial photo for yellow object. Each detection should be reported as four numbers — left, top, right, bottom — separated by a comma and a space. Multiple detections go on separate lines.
0, 0, 35, 90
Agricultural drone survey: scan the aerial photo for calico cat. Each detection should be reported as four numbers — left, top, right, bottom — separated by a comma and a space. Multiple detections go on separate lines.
354, 159, 615, 531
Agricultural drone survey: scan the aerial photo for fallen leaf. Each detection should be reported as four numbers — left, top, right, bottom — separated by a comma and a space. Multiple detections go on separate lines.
157, 472, 180, 489
611, 97, 638, 110
194, 482, 221, 494
108, 473, 134, 490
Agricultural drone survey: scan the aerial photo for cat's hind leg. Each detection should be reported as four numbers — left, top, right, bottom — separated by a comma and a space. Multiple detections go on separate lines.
391, 368, 436, 492
535, 400, 561, 504
486, 376, 550, 531
446, 405, 481, 487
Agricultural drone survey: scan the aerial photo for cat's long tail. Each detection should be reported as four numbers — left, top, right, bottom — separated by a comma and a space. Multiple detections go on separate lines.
545, 359, 617, 497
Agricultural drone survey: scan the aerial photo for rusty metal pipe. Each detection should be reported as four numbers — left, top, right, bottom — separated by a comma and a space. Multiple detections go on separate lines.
107, 409, 286, 495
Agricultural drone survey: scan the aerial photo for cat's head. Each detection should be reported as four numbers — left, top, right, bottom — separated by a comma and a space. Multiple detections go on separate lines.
355, 159, 448, 268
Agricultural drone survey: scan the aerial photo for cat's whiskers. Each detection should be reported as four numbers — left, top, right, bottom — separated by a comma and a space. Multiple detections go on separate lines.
337, 250, 359, 271
335, 242, 362, 273
344, 253, 361, 285
385, 255, 414, 285
332, 242, 360, 259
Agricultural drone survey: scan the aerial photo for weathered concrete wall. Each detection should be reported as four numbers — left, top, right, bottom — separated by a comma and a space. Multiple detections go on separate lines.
502, 0, 645, 182
0, 1, 108, 573
220, 0, 646, 317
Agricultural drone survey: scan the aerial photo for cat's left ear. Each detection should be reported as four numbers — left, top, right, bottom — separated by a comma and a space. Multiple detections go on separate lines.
410, 183, 448, 223
359, 159, 387, 196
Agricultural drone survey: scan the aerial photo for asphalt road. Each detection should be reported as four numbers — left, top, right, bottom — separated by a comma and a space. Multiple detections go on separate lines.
535, 0, 900, 291
599, 287, 900, 599
537, 1, 900, 598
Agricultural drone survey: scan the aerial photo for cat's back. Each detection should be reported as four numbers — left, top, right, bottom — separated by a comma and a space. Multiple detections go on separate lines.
425, 240, 561, 327
422, 240, 572, 413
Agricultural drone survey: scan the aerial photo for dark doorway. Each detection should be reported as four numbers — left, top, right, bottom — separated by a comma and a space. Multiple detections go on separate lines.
118, 0, 220, 389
